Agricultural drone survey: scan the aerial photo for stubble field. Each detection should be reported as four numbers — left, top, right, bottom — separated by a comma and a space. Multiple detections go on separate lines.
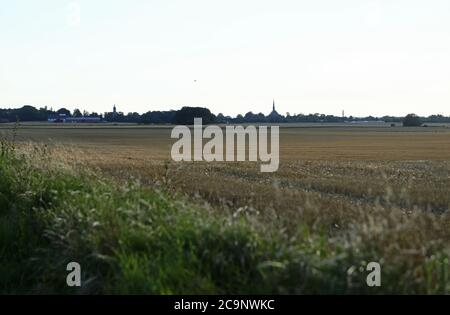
8, 123, 450, 216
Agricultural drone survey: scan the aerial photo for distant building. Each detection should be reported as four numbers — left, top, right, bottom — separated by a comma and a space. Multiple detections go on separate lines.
48, 113, 102, 123
48, 113, 67, 122
267, 99, 284, 122
111, 104, 121, 118
65, 117, 102, 123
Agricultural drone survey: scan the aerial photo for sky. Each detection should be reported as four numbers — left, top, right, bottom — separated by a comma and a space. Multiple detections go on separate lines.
1, 0, 450, 117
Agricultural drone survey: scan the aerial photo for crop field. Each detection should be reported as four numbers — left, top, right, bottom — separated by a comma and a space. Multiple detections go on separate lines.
1, 123, 450, 294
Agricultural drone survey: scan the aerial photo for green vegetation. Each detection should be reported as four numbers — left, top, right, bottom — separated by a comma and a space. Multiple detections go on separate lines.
172, 107, 216, 125
1, 134, 449, 294
3, 104, 450, 125
403, 114, 423, 127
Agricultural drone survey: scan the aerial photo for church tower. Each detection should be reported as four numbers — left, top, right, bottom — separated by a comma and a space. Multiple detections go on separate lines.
271, 99, 279, 115
268, 99, 282, 122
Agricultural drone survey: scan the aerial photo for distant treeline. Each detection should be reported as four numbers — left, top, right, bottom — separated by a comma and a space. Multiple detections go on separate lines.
1, 105, 450, 124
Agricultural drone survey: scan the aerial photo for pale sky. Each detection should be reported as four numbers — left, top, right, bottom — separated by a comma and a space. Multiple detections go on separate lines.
1, 0, 450, 117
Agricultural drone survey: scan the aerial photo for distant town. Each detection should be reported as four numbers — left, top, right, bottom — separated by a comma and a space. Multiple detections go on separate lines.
1, 101, 450, 125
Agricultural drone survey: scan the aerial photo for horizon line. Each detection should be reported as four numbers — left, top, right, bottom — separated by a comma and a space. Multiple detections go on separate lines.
1, 104, 450, 119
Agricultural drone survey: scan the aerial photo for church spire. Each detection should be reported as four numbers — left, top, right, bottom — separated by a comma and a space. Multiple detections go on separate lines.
273, 99, 276, 112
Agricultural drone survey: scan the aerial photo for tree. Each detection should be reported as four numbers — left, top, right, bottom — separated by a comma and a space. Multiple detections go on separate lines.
233, 114, 244, 123
73, 109, 82, 117
216, 113, 226, 124
173, 107, 216, 125
16, 106, 41, 121
140, 111, 176, 124
403, 114, 422, 127
57, 108, 71, 117
89, 112, 101, 118
125, 112, 141, 123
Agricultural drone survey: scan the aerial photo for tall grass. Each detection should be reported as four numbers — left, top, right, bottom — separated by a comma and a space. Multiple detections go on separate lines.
0, 139, 449, 294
